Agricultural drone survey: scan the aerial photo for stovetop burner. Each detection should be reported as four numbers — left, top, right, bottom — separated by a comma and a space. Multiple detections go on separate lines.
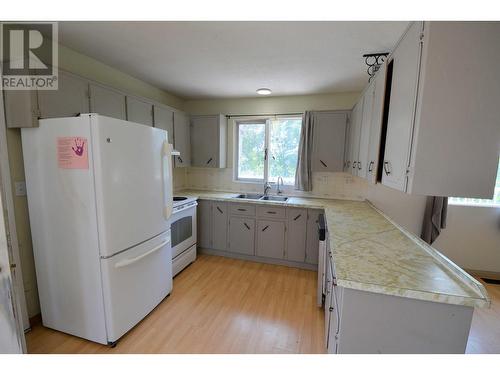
173, 196, 188, 201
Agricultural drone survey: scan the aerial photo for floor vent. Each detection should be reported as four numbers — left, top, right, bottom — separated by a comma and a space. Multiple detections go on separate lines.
481, 278, 500, 285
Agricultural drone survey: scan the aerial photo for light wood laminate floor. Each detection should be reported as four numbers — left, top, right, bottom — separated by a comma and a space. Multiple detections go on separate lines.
25, 254, 500, 354
26, 254, 325, 353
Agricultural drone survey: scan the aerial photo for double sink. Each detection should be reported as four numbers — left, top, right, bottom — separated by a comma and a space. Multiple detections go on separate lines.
234, 193, 289, 202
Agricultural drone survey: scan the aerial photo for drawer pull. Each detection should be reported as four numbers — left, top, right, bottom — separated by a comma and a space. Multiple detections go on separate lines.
352, 161, 357, 169
267, 211, 276, 214
383, 161, 392, 175
237, 208, 247, 212
206, 157, 213, 165
368, 161, 374, 172
358, 162, 361, 170
262, 225, 269, 232
320, 159, 328, 168
244, 222, 250, 230
216, 206, 223, 214
293, 214, 302, 221
177, 156, 183, 163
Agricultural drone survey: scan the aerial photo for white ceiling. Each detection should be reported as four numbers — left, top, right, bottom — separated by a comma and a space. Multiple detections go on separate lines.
59, 21, 409, 99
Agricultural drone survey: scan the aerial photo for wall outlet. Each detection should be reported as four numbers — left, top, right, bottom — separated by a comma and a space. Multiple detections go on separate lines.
14, 181, 27, 196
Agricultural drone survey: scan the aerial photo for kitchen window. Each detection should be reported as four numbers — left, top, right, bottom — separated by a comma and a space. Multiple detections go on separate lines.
236, 117, 302, 185
449, 156, 500, 207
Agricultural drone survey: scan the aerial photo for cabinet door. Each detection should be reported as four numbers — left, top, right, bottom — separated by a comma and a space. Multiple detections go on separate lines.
286, 208, 307, 262
312, 112, 347, 172
324, 254, 333, 346
212, 202, 228, 251
305, 209, 322, 265
190, 115, 219, 168
89, 84, 126, 120
348, 101, 363, 175
228, 217, 255, 255
197, 200, 212, 248
154, 105, 174, 144
366, 63, 387, 184
38, 71, 89, 118
357, 84, 375, 178
256, 220, 285, 259
126, 96, 153, 126
382, 22, 423, 191
173, 111, 191, 167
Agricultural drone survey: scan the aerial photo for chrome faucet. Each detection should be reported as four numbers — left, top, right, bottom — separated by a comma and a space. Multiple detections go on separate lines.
264, 182, 272, 196
276, 176, 284, 195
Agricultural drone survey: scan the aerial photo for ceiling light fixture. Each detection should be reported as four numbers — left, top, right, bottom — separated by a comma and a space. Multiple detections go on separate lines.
256, 88, 272, 95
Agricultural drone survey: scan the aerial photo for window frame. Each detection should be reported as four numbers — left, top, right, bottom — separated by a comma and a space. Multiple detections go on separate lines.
235, 116, 302, 185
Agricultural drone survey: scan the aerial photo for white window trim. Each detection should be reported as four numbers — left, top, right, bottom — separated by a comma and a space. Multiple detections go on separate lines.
234, 116, 301, 186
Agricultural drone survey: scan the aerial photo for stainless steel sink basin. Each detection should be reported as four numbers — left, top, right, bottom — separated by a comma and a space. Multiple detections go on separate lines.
235, 193, 264, 200
261, 196, 289, 202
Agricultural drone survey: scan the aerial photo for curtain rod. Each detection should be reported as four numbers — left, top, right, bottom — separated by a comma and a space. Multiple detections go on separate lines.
226, 112, 304, 118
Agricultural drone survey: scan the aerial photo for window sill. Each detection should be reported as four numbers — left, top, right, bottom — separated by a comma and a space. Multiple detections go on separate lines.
448, 201, 500, 209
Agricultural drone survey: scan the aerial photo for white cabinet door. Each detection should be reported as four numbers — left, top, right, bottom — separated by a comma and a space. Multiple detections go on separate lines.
348, 101, 363, 175
197, 200, 212, 248
305, 209, 321, 265
365, 63, 387, 184
38, 71, 89, 118
153, 106, 174, 145
173, 111, 191, 167
382, 22, 423, 191
212, 202, 228, 251
357, 84, 375, 179
312, 112, 347, 172
126, 96, 153, 126
89, 84, 126, 120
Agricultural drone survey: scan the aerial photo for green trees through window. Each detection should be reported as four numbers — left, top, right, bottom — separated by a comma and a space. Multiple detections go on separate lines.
237, 117, 302, 185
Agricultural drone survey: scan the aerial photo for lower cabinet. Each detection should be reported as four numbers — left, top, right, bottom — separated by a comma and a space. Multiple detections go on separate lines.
212, 202, 228, 251
286, 208, 307, 262
228, 217, 255, 255
256, 220, 285, 259
199, 200, 320, 268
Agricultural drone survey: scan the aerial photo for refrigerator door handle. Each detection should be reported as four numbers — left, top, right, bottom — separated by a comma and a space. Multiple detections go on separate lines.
162, 142, 174, 220
114, 239, 170, 268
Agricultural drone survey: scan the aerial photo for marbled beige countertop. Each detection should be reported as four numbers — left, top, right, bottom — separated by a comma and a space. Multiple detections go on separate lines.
176, 189, 490, 308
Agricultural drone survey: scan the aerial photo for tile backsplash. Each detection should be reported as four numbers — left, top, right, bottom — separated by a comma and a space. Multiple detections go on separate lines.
174, 167, 369, 201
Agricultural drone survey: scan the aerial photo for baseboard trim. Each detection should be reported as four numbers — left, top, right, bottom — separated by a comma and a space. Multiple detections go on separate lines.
199, 248, 318, 271
465, 269, 500, 281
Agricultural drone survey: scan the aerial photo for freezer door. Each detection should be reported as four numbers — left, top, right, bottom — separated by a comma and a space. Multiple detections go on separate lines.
91, 115, 173, 257
100, 231, 172, 343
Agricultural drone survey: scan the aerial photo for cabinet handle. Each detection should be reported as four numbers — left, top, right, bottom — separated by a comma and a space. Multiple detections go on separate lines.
368, 161, 374, 172
357, 162, 362, 170
237, 208, 247, 212
320, 159, 328, 168
293, 214, 302, 221
216, 206, 223, 214
267, 211, 276, 214
244, 222, 250, 230
383, 161, 392, 175
352, 161, 357, 169
177, 156, 183, 163
262, 225, 269, 232
329, 307, 334, 312
206, 157, 213, 165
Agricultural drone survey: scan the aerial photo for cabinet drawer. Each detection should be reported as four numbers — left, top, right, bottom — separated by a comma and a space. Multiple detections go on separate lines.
229, 203, 256, 216
256, 205, 286, 219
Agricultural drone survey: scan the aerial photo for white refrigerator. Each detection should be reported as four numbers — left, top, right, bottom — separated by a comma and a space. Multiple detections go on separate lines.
22, 114, 174, 345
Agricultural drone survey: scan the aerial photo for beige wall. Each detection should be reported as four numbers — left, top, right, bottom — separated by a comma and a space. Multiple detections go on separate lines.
434, 205, 500, 274
5, 43, 185, 317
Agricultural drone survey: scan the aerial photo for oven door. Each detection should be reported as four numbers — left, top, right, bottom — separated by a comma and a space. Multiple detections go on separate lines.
170, 203, 197, 259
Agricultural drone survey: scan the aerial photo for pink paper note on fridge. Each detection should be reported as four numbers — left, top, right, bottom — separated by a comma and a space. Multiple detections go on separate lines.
57, 137, 89, 169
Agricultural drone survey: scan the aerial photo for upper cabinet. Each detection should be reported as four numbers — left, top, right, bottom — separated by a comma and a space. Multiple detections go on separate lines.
153, 105, 174, 145
190, 114, 227, 168
173, 111, 191, 167
89, 84, 127, 120
382, 21, 500, 198
3, 91, 38, 128
126, 96, 153, 126
37, 71, 90, 119
346, 101, 362, 174
311, 111, 347, 172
